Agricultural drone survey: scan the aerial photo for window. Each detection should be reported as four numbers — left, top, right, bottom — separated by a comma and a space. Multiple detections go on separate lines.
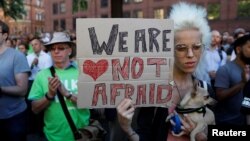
25, 10, 30, 20
60, 19, 66, 30
41, 13, 44, 21
133, 10, 143, 18
53, 20, 59, 30
123, 11, 131, 18
207, 3, 220, 20
39, 13, 44, 21
36, 13, 39, 21
134, 0, 143, 3
101, 0, 108, 8
59, 2, 66, 13
35, 12, 43, 21
154, 8, 164, 19
53, 3, 58, 15
123, 0, 131, 4
36, 0, 42, 7
238, 0, 250, 18
101, 14, 109, 18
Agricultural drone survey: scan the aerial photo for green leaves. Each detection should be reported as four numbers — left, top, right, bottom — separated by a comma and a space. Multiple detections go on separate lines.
238, 0, 250, 18
0, 0, 26, 20
72, 0, 88, 13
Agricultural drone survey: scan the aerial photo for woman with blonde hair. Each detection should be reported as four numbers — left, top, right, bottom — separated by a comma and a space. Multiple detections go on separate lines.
116, 2, 213, 141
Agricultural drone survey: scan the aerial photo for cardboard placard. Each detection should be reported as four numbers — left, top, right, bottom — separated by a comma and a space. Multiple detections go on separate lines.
76, 18, 174, 108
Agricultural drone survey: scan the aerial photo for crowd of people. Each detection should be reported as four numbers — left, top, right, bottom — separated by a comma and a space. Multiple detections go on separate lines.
0, 1, 250, 141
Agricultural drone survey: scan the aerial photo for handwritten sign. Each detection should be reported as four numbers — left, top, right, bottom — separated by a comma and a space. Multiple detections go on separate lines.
76, 18, 174, 108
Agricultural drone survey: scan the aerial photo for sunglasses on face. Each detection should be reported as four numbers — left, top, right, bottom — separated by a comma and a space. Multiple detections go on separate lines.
50, 44, 69, 52
175, 43, 204, 57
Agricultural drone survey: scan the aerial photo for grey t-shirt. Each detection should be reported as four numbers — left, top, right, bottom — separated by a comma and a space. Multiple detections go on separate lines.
0, 48, 30, 119
214, 61, 246, 125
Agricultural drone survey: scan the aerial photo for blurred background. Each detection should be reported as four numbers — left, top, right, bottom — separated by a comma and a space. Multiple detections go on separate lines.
0, 0, 249, 37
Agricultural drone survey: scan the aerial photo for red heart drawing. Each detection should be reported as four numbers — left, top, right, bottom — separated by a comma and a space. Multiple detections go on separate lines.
83, 60, 108, 81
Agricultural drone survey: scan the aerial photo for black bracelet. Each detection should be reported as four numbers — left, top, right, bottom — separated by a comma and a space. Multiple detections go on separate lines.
45, 93, 55, 101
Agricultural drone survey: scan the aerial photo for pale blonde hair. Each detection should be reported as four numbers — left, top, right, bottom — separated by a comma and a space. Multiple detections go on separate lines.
169, 2, 211, 82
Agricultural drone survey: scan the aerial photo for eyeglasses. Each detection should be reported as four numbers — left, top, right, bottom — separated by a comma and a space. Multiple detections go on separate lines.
50, 46, 69, 52
175, 43, 204, 57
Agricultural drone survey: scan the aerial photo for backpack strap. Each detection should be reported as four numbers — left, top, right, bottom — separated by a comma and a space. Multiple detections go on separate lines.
49, 66, 82, 140
218, 49, 223, 61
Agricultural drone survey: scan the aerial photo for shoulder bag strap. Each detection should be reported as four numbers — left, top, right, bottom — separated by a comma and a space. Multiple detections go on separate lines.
50, 66, 82, 140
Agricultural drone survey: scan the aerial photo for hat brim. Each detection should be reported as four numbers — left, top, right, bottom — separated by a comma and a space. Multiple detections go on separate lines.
44, 41, 75, 48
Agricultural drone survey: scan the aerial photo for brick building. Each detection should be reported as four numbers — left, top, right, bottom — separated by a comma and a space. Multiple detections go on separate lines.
0, 0, 45, 36
44, 0, 250, 35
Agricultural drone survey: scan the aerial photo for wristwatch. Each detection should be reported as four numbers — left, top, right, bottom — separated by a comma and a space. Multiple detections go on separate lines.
45, 93, 55, 101
66, 91, 73, 99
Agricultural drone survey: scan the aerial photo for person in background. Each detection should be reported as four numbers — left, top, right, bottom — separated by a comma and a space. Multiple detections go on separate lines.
28, 32, 90, 141
116, 2, 213, 141
22, 34, 34, 55
6, 38, 14, 48
225, 35, 235, 60
18, 42, 29, 56
221, 32, 231, 53
204, 30, 227, 89
15, 37, 22, 49
0, 20, 30, 141
26, 37, 52, 83
26, 37, 53, 138
214, 34, 250, 125
229, 28, 246, 61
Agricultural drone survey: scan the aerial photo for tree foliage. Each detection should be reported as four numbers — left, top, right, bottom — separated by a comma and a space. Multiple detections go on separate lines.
72, 0, 88, 13
238, 0, 250, 18
207, 3, 220, 20
0, 0, 26, 20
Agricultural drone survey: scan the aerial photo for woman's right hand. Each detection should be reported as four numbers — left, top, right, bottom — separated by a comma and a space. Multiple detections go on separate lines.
116, 98, 135, 134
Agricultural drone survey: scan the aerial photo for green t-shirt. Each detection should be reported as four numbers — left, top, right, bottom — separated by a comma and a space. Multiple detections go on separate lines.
28, 66, 90, 141
27, 44, 33, 55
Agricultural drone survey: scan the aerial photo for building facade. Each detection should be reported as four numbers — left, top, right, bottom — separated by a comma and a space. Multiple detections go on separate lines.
44, 0, 250, 35
0, 0, 45, 36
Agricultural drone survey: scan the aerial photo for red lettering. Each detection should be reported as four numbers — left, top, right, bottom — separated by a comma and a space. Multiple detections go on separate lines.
136, 84, 146, 104
92, 83, 107, 106
156, 84, 172, 104
125, 84, 134, 99
131, 57, 144, 79
112, 57, 130, 81
149, 83, 155, 104
110, 84, 125, 105
147, 58, 167, 77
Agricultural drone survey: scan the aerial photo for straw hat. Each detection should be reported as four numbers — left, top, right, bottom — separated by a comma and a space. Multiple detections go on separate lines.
44, 32, 75, 48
